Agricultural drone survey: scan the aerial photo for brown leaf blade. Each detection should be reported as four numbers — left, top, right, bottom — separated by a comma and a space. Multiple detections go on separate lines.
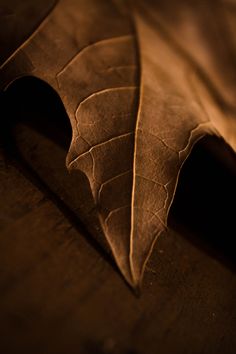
1, 0, 236, 288
130, 1, 236, 285
1, 0, 139, 285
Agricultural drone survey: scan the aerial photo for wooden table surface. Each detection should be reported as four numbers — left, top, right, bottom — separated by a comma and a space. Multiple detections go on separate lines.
1, 82, 236, 353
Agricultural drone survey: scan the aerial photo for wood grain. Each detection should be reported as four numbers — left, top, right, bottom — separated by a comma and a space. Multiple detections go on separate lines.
0, 117, 236, 354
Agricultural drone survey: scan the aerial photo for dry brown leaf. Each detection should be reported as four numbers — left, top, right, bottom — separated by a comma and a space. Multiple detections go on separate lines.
1, 0, 236, 288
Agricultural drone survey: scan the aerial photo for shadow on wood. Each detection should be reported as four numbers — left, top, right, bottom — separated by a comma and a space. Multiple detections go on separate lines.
169, 135, 236, 272
2, 76, 236, 279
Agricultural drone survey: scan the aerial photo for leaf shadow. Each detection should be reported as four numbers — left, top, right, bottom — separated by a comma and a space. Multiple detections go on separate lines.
169, 135, 236, 273
1, 75, 123, 282
2, 76, 72, 149
2, 76, 236, 282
